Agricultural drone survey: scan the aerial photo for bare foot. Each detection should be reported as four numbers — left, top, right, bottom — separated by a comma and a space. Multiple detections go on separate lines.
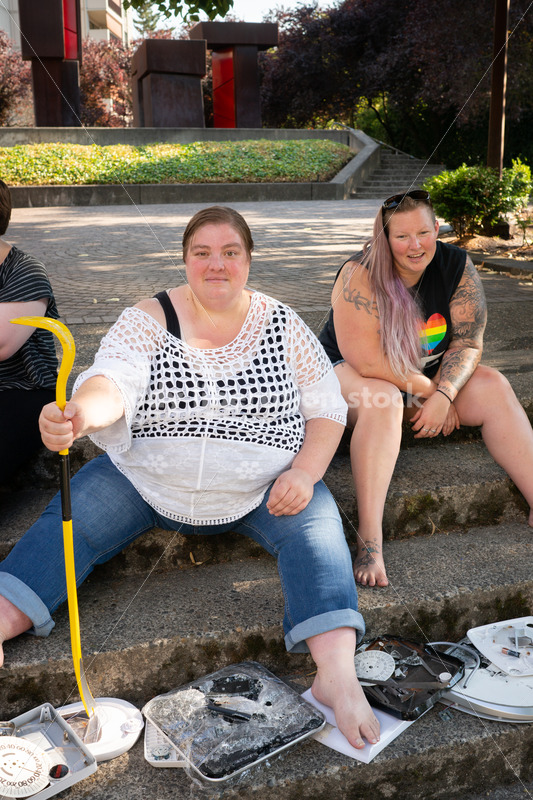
307, 628, 380, 749
353, 538, 388, 587
311, 667, 380, 749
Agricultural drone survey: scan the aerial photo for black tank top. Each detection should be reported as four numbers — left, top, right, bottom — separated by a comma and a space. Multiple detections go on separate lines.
318, 240, 467, 378
154, 290, 181, 338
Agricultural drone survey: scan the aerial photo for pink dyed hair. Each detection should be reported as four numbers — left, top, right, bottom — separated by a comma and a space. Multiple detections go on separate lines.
361, 196, 436, 378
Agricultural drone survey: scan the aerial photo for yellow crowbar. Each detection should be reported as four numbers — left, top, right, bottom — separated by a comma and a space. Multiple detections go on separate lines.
11, 316, 98, 732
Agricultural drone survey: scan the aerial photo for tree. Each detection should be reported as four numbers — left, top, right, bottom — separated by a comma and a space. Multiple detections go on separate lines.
259, 0, 413, 129
0, 31, 32, 126
259, 0, 533, 167
79, 30, 179, 127
133, 2, 166, 35
79, 38, 134, 127
123, 0, 234, 21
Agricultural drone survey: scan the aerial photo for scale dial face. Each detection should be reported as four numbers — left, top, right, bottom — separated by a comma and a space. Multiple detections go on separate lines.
354, 650, 396, 684
0, 737, 51, 797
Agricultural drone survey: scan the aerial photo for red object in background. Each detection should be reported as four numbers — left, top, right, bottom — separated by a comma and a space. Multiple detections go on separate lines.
190, 23, 278, 128
63, 0, 79, 60
212, 49, 236, 128
19, 0, 82, 125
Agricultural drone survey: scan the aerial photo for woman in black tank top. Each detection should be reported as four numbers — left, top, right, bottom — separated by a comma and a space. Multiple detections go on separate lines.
319, 191, 533, 588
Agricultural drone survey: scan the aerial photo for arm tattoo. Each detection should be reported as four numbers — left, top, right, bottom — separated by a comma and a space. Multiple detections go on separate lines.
439, 348, 480, 393
341, 263, 379, 318
440, 257, 487, 392
448, 257, 487, 346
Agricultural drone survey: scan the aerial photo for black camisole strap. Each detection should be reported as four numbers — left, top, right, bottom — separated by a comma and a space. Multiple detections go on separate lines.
153, 290, 181, 338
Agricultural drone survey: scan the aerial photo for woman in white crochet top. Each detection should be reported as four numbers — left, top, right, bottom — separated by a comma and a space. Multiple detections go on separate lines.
0, 206, 379, 750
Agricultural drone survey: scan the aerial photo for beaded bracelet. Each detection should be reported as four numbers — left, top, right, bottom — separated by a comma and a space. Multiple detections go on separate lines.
436, 388, 452, 403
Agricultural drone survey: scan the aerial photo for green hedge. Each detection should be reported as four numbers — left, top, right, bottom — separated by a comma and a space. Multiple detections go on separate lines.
0, 140, 353, 186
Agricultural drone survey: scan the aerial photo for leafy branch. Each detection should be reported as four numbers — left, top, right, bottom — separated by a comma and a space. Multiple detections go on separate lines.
123, 0, 234, 21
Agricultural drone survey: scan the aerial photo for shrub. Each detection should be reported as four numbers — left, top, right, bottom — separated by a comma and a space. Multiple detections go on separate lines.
80, 38, 134, 127
0, 31, 32, 126
501, 158, 532, 213
423, 160, 532, 237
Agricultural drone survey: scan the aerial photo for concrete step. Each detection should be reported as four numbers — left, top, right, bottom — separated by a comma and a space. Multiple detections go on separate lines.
358, 164, 443, 172
1, 521, 531, 715
356, 179, 442, 190
353, 151, 445, 197
331, 438, 529, 539
0, 522, 531, 798
356, 178, 443, 190
1, 438, 529, 578
355, 187, 437, 198
41, 700, 533, 800
379, 154, 445, 169
355, 179, 442, 188
357, 166, 444, 177
357, 166, 443, 176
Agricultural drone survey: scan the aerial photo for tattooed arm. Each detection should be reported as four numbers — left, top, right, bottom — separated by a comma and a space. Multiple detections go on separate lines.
436, 256, 487, 401
332, 260, 436, 396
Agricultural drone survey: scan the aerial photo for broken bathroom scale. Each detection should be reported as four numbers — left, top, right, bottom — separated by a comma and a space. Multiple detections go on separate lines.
354, 635, 465, 720
0, 703, 97, 799
440, 660, 533, 722
436, 617, 533, 722
142, 661, 326, 782
57, 698, 144, 762
465, 616, 533, 676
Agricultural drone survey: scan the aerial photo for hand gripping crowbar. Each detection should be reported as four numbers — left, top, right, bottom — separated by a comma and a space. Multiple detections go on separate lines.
11, 316, 99, 737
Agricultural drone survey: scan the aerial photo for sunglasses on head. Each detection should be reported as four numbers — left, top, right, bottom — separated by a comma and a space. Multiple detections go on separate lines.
382, 190, 431, 210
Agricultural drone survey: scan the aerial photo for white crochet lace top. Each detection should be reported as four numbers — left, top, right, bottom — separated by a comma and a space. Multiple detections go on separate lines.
74, 291, 347, 524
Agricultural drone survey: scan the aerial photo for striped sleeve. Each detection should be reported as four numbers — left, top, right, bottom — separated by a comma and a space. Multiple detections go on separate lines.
0, 246, 59, 391
0, 247, 55, 304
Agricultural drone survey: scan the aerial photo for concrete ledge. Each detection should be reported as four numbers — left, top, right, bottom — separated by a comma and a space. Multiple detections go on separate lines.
4, 126, 381, 206
469, 250, 533, 275
10, 180, 346, 207
331, 128, 381, 196
0, 126, 359, 147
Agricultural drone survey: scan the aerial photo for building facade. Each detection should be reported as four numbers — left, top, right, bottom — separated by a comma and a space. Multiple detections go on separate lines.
83, 0, 135, 45
0, 0, 20, 46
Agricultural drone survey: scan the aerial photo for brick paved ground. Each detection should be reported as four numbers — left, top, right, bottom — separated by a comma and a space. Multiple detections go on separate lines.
7, 199, 533, 328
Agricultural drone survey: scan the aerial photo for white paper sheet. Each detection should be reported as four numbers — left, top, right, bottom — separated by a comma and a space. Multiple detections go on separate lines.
301, 688, 413, 763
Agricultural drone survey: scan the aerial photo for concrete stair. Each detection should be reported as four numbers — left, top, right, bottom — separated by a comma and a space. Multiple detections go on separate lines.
353, 150, 445, 199
0, 525, 532, 799
0, 296, 532, 799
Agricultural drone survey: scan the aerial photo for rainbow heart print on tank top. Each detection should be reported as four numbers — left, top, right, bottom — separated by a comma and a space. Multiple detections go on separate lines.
419, 313, 447, 354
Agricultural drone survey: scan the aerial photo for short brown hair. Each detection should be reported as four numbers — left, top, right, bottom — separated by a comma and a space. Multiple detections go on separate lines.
0, 179, 12, 236
182, 206, 254, 261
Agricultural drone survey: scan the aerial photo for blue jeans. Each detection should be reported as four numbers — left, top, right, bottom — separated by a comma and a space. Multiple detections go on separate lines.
0, 454, 364, 653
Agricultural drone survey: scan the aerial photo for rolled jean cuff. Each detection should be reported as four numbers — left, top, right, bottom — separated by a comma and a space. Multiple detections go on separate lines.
284, 609, 365, 653
0, 572, 55, 637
